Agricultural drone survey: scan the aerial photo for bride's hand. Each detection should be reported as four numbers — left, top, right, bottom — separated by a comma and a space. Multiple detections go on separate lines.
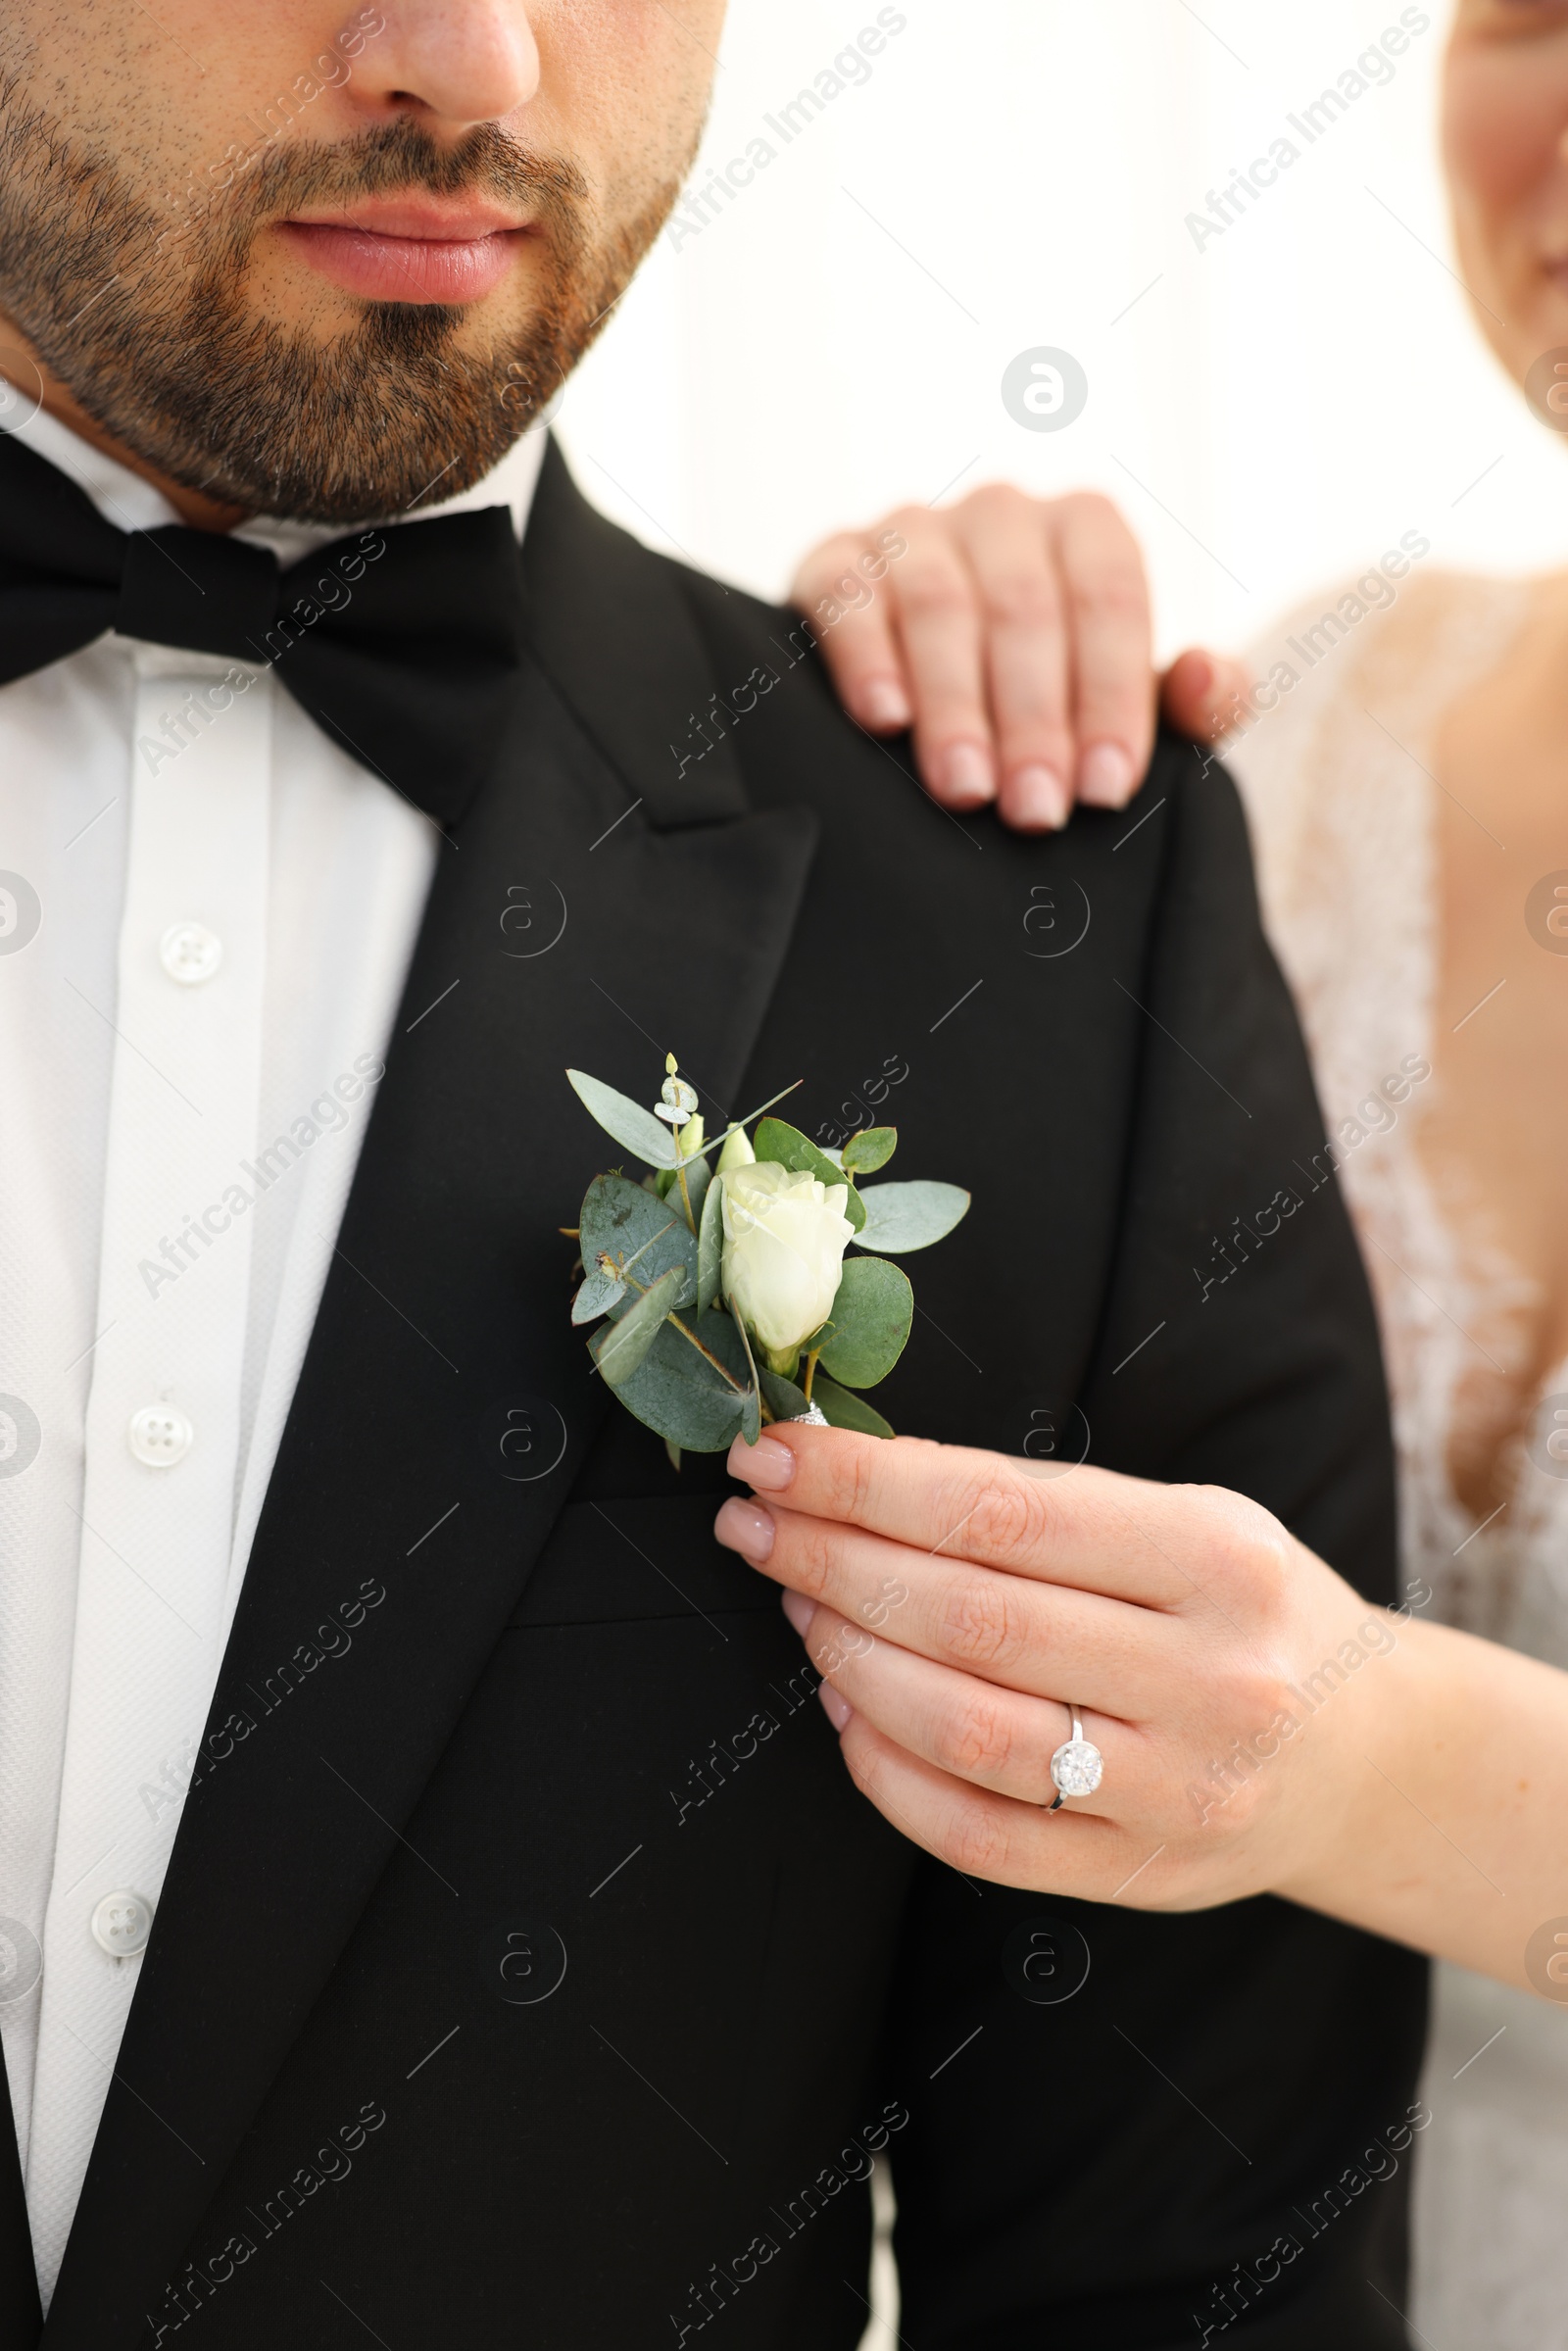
711, 1424, 1397, 1913
790, 485, 1252, 832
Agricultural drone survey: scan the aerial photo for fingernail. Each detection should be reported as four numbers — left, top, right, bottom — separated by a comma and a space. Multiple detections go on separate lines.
781, 1588, 814, 1638
1077, 742, 1137, 807
1007, 763, 1068, 829
861, 676, 911, 730
819, 1683, 853, 1733
727, 1433, 796, 1492
939, 741, 995, 805
713, 1497, 775, 1562
1187, 655, 1214, 699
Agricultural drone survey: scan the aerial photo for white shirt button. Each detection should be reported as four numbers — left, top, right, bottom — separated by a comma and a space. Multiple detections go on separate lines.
127, 1403, 194, 1467
0, 1916, 42, 2004
90, 1891, 153, 1959
159, 920, 222, 985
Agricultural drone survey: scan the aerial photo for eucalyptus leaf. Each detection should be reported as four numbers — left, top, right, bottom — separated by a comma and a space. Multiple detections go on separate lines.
682, 1153, 711, 1234
759, 1369, 811, 1423
580, 1174, 697, 1310
842, 1126, 898, 1175
812, 1373, 896, 1439
606, 1309, 750, 1450
591, 1264, 685, 1388
570, 1263, 626, 1325
566, 1068, 678, 1169
811, 1255, 913, 1388
729, 1298, 762, 1446
752, 1117, 866, 1234
855, 1180, 970, 1254
697, 1168, 725, 1313
654, 1158, 708, 1214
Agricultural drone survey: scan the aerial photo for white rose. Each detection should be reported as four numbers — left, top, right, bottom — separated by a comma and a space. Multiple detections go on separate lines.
720, 1159, 856, 1357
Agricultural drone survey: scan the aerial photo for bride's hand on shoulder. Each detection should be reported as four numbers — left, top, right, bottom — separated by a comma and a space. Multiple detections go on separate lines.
790, 485, 1251, 831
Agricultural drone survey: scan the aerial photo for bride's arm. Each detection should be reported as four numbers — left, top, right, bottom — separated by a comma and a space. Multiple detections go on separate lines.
1305, 1608, 1568, 1986
713, 1426, 1568, 1999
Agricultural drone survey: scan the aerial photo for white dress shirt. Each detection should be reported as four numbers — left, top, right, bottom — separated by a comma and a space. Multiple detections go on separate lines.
0, 403, 545, 2303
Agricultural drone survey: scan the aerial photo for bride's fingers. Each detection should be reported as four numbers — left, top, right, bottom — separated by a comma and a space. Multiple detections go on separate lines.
788, 486, 1172, 832
1159, 647, 1253, 755
878, 506, 1002, 811
796, 1592, 1138, 1815
830, 1706, 1135, 1897
1043, 491, 1156, 808
788, 528, 915, 736
716, 1498, 1174, 1708
725, 1428, 1287, 1623
946, 484, 1075, 829
726, 1433, 1169, 1597
792, 506, 1000, 809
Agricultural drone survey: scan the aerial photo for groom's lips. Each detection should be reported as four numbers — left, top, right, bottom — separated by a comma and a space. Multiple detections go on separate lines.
277, 197, 531, 303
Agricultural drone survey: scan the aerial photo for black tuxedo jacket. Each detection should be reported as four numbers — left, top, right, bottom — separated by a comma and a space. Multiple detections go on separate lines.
4, 444, 1427, 2350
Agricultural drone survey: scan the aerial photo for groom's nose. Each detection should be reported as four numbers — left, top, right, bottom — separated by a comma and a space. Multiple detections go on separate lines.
360, 2, 542, 128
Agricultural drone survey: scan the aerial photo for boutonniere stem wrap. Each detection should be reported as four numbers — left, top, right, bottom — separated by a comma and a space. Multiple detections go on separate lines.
564, 1055, 969, 1465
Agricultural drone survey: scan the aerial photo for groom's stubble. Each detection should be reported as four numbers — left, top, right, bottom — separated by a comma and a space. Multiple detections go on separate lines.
0, 21, 708, 522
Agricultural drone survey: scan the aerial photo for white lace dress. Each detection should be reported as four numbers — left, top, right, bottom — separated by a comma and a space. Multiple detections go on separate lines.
1229, 570, 1568, 2351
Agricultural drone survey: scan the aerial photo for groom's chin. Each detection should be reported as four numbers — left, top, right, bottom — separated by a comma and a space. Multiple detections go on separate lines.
119, 304, 541, 525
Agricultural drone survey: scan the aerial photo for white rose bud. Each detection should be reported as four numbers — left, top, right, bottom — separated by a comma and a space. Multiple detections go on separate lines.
721, 1160, 856, 1356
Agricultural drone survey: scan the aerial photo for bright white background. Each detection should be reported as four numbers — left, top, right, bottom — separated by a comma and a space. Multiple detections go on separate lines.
558, 0, 1568, 663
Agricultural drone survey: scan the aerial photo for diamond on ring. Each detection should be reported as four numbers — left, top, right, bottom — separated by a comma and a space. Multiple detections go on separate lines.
1051, 1738, 1103, 1798
1047, 1704, 1104, 1809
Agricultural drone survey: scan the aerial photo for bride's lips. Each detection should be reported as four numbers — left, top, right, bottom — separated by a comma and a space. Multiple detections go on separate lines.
276, 199, 531, 303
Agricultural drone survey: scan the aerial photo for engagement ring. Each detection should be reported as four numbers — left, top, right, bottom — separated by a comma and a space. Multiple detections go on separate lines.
1048, 1709, 1103, 1811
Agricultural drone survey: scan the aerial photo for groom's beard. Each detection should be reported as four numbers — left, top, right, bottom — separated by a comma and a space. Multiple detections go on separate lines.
0, 97, 684, 522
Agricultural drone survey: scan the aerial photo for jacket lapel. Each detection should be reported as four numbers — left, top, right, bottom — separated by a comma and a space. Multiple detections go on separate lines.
517, 439, 753, 825
43, 450, 817, 2347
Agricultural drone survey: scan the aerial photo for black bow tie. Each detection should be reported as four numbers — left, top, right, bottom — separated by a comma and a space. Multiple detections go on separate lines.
0, 431, 529, 825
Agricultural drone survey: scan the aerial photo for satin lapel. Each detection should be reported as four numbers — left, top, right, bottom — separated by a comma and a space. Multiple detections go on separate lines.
518, 437, 755, 825
44, 496, 818, 2346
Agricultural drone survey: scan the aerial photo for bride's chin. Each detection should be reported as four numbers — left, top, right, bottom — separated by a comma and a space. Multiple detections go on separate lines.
1490, 278, 1568, 384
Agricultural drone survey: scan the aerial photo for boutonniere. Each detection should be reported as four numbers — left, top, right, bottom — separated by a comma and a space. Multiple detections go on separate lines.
564, 1055, 969, 1464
